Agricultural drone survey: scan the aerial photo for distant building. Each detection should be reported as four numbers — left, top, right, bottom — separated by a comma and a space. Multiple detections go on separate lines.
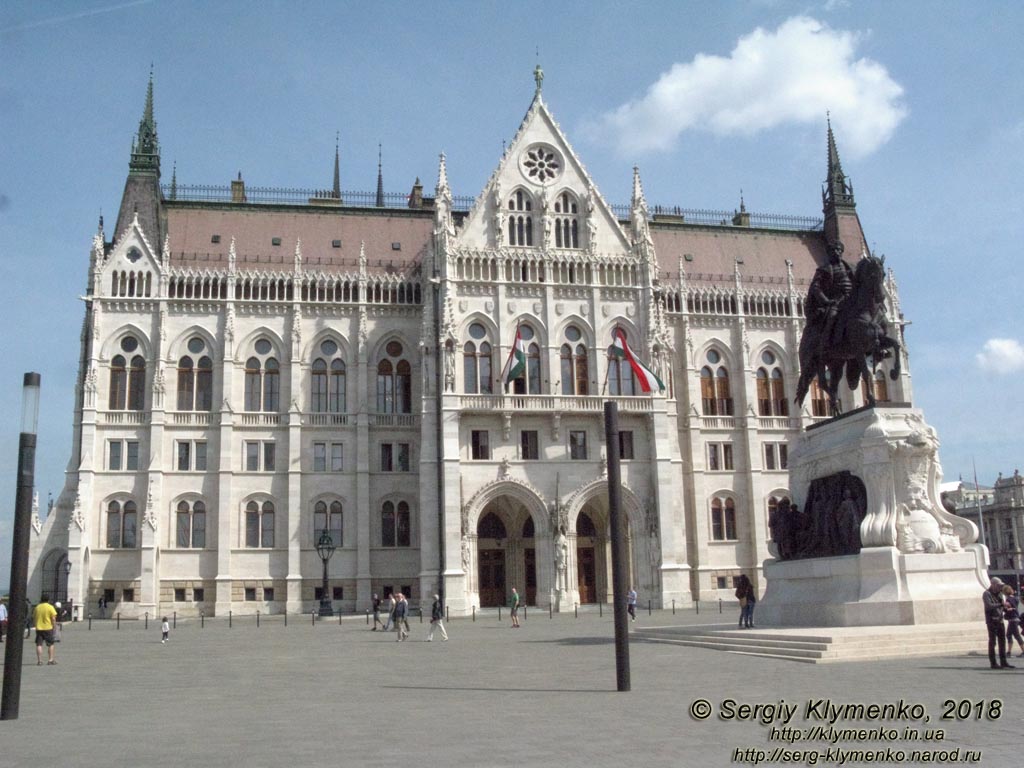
943, 470, 1024, 583
28, 71, 912, 617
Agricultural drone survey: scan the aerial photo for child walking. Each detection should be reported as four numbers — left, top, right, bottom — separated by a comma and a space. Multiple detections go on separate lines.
161, 616, 170, 643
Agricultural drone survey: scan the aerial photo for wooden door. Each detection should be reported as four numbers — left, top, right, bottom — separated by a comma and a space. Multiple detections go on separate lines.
478, 549, 506, 607
577, 546, 596, 604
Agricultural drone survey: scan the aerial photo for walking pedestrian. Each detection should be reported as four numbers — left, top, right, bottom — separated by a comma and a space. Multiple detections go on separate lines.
427, 594, 448, 641
382, 592, 396, 632
1003, 585, 1024, 657
372, 593, 385, 631
984, 577, 1013, 669
393, 592, 409, 641
161, 616, 170, 643
510, 587, 521, 628
32, 593, 59, 666
626, 587, 637, 622
735, 574, 756, 629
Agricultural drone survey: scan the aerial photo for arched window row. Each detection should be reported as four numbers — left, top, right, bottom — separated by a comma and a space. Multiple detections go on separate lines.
454, 255, 594, 286
168, 275, 228, 300
245, 500, 275, 548
743, 292, 793, 318
464, 340, 494, 394
314, 500, 344, 547
110, 270, 153, 298
507, 190, 534, 246
176, 499, 207, 548
755, 350, 789, 417
177, 334, 214, 411
109, 344, 146, 411
381, 500, 411, 547
688, 290, 738, 315
700, 349, 733, 416
235, 277, 293, 302
244, 356, 280, 412
710, 495, 737, 541
553, 192, 579, 249
377, 340, 412, 413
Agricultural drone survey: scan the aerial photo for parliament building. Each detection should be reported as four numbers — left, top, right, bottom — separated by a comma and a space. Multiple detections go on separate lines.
27, 71, 913, 617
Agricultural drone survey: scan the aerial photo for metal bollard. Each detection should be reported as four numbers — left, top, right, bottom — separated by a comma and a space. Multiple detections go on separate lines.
599, 602, 603, 618
117, 613, 121, 630
523, 605, 527, 621
498, 606, 502, 622
696, 600, 699, 615
648, 599, 652, 616
311, 611, 315, 626
338, 611, 342, 626
201, 611, 205, 628
366, 610, 369, 625
284, 610, 287, 627
88, 614, 92, 630
173, 611, 177, 629
419, 610, 423, 624
672, 600, 675, 615
719, 599, 723, 614
446, 606, 450, 622
472, 606, 475, 622
257, 611, 260, 628
145, 612, 149, 629
549, 604, 553, 619
230, 610, 233, 628
574, 604, 578, 619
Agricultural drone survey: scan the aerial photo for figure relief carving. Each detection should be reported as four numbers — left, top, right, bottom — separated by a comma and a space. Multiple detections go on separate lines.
444, 341, 456, 392
461, 537, 471, 573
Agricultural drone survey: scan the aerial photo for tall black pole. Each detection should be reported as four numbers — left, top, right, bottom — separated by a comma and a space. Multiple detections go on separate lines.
604, 401, 630, 692
2, 372, 41, 720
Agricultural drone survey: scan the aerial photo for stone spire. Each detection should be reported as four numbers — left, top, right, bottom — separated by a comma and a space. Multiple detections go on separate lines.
823, 114, 854, 210
630, 166, 652, 246
375, 144, 385, 207
130, 68, 160, 174
436, 152, 451, 202
169, 161, 177, 200
332, 133, 341, 199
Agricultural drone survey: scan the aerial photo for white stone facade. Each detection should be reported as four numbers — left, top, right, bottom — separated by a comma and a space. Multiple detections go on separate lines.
28, 81, 912, 618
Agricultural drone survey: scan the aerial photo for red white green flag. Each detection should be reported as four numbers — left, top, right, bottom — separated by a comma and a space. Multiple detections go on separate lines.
610, 328, 665, 393
501, 323, 527, 385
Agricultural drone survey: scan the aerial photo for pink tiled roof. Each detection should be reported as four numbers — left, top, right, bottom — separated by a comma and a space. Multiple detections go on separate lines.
650, 225, 827, 286
165, 205, 432, 276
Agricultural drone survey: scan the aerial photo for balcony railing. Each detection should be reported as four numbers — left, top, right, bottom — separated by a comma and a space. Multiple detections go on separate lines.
371, 414, 420, 428
169, 411, 217, 427
456, 394, 655, 414
303, 413, 351, 427
757, 416, 801, 430
239, 413, 283, 427
99, 411, 150, 425
700, 416, 738, 430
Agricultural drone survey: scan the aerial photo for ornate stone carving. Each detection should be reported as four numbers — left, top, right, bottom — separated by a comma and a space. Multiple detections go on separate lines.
70, 493, 85, 532
31, 492, 42, 534
144, 477, 158, 531
555, 303, 564, 316
499, 457, 511, 478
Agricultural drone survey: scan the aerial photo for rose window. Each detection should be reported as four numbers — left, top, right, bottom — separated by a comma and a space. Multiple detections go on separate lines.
521, 146, 561, 183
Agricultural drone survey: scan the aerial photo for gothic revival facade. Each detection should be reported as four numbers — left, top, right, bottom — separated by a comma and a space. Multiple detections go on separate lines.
28, 72, 912, 617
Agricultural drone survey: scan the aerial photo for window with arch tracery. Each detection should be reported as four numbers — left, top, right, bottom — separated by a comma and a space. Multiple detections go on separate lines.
381, 500, 411, 547
507, 190, 534, 246
710, 495, 737, 541
463, 323, 493, 394
606, 326, 636, 396
576, 512, 598, 538
376, 340, 412, 413
244, 338, 280, 412
508, 324, 542, 395
560, 325, 588, 395
106, 499, 138, 548
755, 350, 788, 416
245, 500, 275, 548
553, 192, 579, 248
177, 337, 213, 411
314, 500, 343, 547
109, 336, 146, 410
176, 499, 206, 548
311, 338, 346, 413
700, 350, 733, 415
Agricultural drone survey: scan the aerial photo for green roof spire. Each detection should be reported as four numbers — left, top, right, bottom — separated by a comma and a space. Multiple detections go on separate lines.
130, 68, 160, 174
823, 113, 854, 210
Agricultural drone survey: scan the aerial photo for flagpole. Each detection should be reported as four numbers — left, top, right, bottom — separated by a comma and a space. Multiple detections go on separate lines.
973, 457, 987, 549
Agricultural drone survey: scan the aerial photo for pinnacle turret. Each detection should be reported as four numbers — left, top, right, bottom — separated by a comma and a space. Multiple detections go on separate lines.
376, 144, 384, 207
823, 115, 854, 210
130, 69, 160, 174
332, 134, 341, 199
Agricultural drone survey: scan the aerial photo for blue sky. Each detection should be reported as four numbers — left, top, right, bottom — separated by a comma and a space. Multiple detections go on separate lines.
1, 1, 1022, 581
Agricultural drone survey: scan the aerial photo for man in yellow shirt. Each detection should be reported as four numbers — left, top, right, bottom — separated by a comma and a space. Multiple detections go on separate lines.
32, 593, 59, 665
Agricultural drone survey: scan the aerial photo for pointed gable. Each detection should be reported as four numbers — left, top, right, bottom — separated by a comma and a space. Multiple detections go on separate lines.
456, 92, 629, 255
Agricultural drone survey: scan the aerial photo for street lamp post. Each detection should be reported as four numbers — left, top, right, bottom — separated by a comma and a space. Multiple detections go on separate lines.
316, 531, 336, 617
2, 372, 42, 721
64, 559, 72, 619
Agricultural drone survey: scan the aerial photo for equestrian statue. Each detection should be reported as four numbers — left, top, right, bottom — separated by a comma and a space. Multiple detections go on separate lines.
794, 240, 901, 416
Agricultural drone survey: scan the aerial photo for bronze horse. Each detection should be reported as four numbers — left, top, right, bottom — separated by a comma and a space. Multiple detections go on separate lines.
794, 255, 901, 415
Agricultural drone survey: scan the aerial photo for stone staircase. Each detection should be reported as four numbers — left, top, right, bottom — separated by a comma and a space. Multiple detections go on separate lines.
633, 622, 990, 664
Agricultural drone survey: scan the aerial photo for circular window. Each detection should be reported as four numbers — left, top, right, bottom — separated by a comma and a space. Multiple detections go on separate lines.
187, 338, 205, 354
120, 336, 139, 353
468, 323, 486, 340
519, 325, 535, 341
706, 349, 720, 364
320, 339, 338, 356
520, 144, 562, 184
126, 247, 142, 264
386, 341, 403, 357
761, 350, 776, 366
254, 339, 272, 355
565, 326, 581, 342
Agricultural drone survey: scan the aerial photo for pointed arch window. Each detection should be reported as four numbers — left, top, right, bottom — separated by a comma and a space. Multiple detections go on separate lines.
607, 327, 637, 396
311, 339, 347, 413
244, 338, 280, 412
177, 339, 214, 411
699, 350, 732, 415
554, 192, 580, 248
809, 378, 829, 417
755, 351, 788, 416
381, 500, 411, 547
711, 495, 737, 541
463, 323, 493, 394
314, 500, 343, 547
106, 499, 137, 548
560, 325, 589, 395
506, 324, 542, 395
376, 340, 412, 413
507, 190, 534, 246
176, 499, 206, 548
245, 500, 275, 548
109, 336, 147, 411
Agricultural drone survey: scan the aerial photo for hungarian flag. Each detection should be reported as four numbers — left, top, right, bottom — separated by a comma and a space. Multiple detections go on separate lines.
502, 323, 527, 385
611, 329, 665, 393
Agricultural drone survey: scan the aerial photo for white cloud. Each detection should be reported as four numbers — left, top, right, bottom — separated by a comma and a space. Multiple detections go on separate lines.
976, 338, 1024, 374
589, 16, 906, 158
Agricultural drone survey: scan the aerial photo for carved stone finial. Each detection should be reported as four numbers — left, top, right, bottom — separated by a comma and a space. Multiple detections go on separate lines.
534, 63, 544, 96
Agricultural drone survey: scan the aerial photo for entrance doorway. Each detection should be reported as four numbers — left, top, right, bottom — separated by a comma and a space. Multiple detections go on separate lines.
577, 547, 596, 603
478, 549, 506, 607
524, 548, 536, 605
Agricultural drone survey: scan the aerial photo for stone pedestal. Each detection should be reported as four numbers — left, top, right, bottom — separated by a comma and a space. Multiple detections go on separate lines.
759, 405, 988, 627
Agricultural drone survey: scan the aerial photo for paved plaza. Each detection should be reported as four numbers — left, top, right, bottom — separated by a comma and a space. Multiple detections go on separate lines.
0, 609, 1017, 767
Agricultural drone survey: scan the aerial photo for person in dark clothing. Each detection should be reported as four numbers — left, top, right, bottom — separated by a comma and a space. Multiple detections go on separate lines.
427, 594, 448, 641
393, 593, 409, 642
984, 577, 1014, 669
371, 593, 385, 631
735, 575, 756, 629
1002, 585, 1024, 657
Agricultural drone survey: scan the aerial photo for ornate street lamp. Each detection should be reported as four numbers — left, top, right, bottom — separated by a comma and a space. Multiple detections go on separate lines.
316, 530, 336, 617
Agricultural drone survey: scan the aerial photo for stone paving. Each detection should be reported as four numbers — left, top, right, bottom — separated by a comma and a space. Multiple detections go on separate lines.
0, 608, 1016, 767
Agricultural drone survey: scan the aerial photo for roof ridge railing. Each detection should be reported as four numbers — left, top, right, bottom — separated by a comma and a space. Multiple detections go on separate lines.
163, 184, 822, 232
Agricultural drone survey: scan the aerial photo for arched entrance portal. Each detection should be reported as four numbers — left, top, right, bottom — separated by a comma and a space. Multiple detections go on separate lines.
574, 501, 633, 605
475, 498, 539, 607
41, 549, 70, 604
